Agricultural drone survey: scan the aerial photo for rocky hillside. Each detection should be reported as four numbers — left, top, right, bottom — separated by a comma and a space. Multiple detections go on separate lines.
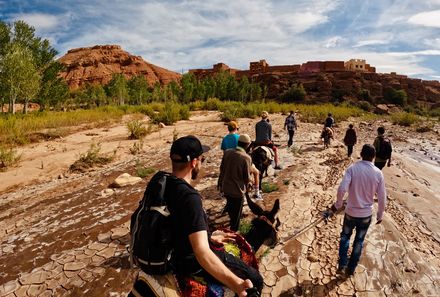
58, 45, 181, 89
257, 71, 440, 106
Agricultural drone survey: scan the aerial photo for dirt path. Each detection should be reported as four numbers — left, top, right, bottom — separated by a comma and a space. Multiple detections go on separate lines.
1, 111, 439, 296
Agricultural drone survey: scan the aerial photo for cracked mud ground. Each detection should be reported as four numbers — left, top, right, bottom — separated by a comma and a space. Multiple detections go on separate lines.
1, 111, 439, 296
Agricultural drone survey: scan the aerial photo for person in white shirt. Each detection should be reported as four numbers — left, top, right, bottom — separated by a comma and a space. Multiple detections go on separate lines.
329, 144, 387, 276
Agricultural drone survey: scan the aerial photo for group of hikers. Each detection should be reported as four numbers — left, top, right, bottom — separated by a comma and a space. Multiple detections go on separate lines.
129, 110, 393, 296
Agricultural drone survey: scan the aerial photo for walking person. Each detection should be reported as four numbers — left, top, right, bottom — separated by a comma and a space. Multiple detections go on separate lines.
325, 113, 335, 129
221, 121, 240, 152
255, 111, 282, 169
284, 111, 298, 147
328, 144, 386, 276
218, 134, 253, 231
373, 126, 392, 170
343, 124, 357, 158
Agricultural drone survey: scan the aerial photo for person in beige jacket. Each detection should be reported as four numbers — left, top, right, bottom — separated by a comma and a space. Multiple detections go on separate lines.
218, 134, 252, 231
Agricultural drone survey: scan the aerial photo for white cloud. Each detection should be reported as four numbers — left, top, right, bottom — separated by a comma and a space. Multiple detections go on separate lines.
408, 10, 440, 28
11, 13, 60, 30
353, 39, 389, 47
325, 36, 345, 48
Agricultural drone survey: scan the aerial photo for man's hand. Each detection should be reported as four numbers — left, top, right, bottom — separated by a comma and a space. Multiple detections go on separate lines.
235, 279, 253, 297
376, 220, 382, 225
211, 230, 237, 246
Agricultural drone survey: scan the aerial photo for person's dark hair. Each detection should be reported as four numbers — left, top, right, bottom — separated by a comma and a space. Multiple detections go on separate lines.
349, 124, 353, 129
328, 113, 332, 117
377, 126, 385, 135
289, 110, 294, 115
360, 144, 375, 161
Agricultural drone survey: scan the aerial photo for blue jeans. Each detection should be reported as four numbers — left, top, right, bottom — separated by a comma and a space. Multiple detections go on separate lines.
338, 214, 372, 272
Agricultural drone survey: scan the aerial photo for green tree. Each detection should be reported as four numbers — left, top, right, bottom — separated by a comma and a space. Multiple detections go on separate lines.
180, 73, 196, 103
0, 43, 40, 114
37, 62, 69, 110
280, 83, 306, 102
106, 73, 128, 105
81, 83, 107, 107
238, 76, 250, 102
128, 75, 150, 105
383, 87, 407, 106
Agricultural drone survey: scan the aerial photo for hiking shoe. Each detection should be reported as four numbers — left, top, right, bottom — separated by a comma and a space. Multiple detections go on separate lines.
345, 268, 355, 276
274, 165, 283, 170
336, 266, 346, 275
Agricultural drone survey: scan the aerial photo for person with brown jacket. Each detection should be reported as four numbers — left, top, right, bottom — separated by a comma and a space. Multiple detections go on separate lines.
218, 134, 252, 231
343, 124, 357, 158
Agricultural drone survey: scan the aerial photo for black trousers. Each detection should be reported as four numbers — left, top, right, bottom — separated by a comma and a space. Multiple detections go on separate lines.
190, 248, 263, 294
347, 145, 353, 157
224, 195, 244, 231
287, 130, 295, 147
374, 161, 386, 170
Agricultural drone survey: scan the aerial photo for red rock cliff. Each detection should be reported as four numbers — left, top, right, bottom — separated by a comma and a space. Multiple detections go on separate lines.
58, 45, 181, 89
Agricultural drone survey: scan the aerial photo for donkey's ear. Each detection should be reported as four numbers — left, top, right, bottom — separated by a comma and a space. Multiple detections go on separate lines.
245, 193, 264, 216
270, 199, 280, 217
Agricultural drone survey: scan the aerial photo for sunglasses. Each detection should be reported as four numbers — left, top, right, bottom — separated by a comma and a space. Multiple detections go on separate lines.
199, 156, 206, 163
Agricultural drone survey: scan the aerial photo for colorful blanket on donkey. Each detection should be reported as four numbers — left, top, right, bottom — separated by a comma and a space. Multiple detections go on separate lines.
129, 231, 258, 297
177, 231, 258, 297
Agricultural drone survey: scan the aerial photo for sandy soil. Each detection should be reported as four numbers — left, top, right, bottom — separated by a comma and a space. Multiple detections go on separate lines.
0, 111, 439, 296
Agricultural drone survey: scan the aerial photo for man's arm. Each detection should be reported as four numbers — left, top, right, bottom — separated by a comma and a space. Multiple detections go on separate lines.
376, 174, 387, 223
218, 156, 225, 190
335, 169, 351, 210
189, 231, 253, 296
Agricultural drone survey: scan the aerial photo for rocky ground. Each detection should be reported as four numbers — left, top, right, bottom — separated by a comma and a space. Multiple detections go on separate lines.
0, 111, 439, 296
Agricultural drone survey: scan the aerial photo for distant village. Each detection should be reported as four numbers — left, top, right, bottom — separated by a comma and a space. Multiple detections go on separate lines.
189, 59, 380, 79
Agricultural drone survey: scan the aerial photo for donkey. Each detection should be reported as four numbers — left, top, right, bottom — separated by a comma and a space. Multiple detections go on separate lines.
243, 193, 281, 251
250, 145, 274, 191
129, 195, 281, 297
321, 127, 334, 149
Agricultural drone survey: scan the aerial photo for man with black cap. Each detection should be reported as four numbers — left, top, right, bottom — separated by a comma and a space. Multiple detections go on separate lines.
167, 135, 262, 296
218, 134, 253, 231
327, 144, 387, 277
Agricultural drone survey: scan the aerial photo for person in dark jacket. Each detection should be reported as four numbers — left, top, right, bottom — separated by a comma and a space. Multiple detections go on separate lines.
343, 124, 357, 158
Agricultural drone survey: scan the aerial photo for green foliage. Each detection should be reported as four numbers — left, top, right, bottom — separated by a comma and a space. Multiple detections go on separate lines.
69, 143, 114, 172
37, 62, 69, 110
358, 89, 373, 103
152, 102, 189, 125
136, 164, 156, 178
391, 112, 419, 126
128, 75, 150, 105
428, 107, 440, 118
127, 120, 149, 139
238, 220, 252, 235
356, 100, 373, 112
261, 182, 279, 193
383, 87, 407, 106
0, 145, 21, 171
0, 42, 41, 113
280, 84, 306, 102
331, 88, 348, 103
106, 73, 129, 105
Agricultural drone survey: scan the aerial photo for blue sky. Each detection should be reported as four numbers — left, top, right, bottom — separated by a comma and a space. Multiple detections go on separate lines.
1, 0, 440, 80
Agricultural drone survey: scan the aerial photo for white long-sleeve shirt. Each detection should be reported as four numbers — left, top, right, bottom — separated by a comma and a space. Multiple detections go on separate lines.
336, 160, 387, 220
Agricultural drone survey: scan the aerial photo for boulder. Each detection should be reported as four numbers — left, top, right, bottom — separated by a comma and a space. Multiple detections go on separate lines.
112, 173, 142, 188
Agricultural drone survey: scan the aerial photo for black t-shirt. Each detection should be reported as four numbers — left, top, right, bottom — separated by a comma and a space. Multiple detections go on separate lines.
165, 176, 209, 272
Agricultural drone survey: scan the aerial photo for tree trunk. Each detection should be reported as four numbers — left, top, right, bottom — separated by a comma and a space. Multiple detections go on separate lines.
23, 99, 29, 114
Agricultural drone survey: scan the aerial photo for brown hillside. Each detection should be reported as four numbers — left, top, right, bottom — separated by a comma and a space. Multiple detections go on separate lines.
258, 71, 440, 106
58, 45, 181, 89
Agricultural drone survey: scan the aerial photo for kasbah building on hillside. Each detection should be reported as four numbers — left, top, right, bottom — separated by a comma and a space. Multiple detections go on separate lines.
189, 58, 380, 79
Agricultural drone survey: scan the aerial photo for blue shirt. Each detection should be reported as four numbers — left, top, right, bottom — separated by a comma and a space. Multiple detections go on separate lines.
221, 134, 239, 151
255, 120, 272, 142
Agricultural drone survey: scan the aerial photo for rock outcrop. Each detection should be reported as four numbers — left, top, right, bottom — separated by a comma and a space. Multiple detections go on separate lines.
257, 71, 440, 106
58, 45, 181, 89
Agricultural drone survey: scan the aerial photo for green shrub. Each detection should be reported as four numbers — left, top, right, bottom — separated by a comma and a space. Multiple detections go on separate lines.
238, 220, 252, 235
280, 84, 306, 102
127, 120, 148, 139
357, 100, 373, 112
391, 112, 419, 126
383, 87, 407, 106
129, 141, 144, 155
152, 102, 188, 125
261, 182, 279, 193
136, 165, 156, 178
0, 146, 21, 171
70, 143, 115, 172
358, 89, 373, 103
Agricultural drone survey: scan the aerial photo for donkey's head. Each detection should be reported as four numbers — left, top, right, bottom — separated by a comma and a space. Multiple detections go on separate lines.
243, 193, 281, 252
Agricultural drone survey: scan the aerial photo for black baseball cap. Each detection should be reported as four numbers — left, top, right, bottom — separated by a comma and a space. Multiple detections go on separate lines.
170, 135, 210, 163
